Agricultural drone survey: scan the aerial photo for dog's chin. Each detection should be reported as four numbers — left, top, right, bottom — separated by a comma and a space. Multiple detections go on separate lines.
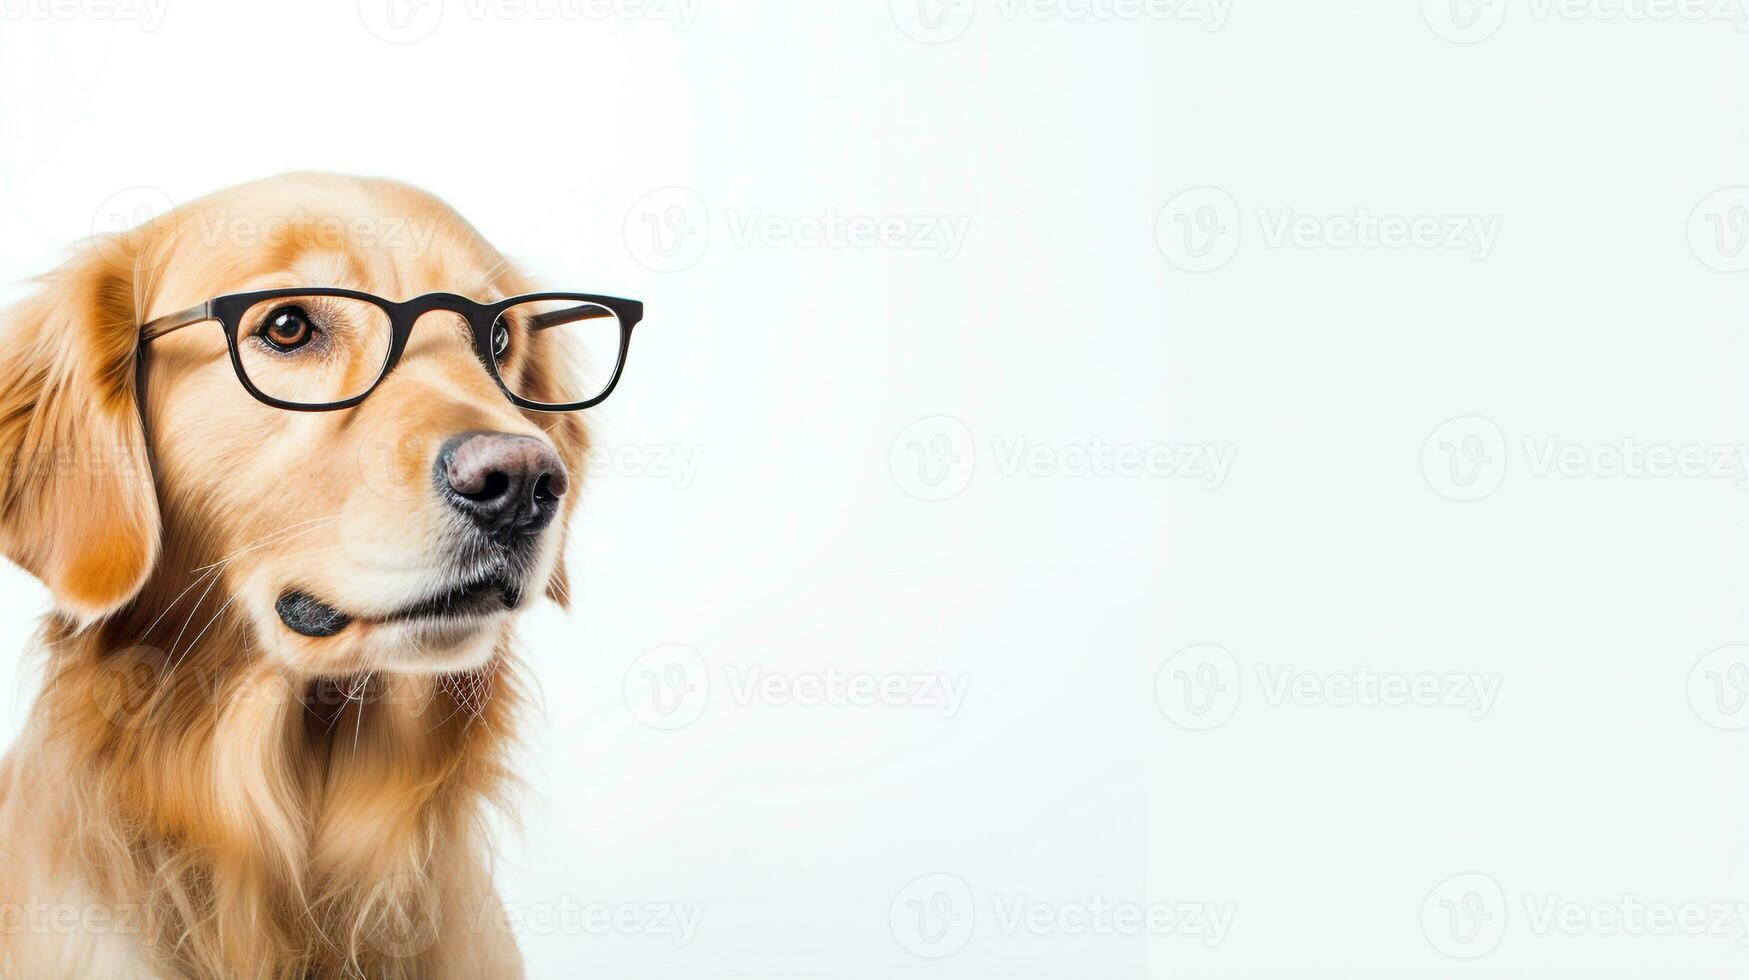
259, 604, 513, 676
258, 568, 532, 676
354, 614, 509, 674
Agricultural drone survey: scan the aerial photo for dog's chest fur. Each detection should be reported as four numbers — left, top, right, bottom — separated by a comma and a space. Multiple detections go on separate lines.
0, 617, 523, 979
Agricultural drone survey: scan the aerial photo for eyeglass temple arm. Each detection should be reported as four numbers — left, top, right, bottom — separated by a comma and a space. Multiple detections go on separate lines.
140, 301, 214, 341
527, 306, 617, 331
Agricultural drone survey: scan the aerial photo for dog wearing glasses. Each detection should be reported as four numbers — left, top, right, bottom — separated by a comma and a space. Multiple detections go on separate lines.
0, 173, 639, 978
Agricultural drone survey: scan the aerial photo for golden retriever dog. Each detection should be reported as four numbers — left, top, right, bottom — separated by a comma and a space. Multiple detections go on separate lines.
0, 173, 633, 978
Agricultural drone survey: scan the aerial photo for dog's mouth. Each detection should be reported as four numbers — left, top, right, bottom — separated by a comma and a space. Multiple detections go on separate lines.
276, 572, 523, 638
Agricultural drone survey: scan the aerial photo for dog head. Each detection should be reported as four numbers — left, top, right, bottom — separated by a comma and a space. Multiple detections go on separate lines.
0, 173, 589, 675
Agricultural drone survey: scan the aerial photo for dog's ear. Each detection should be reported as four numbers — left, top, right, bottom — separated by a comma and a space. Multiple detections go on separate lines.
0, 243, 159, 621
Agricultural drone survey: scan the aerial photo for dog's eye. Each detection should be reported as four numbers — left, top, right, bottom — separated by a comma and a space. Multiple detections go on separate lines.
259, 306, 316, 352
491, 322, 511, 359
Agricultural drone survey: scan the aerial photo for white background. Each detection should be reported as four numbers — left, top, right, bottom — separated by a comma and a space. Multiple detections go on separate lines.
1, 0, 1747, 977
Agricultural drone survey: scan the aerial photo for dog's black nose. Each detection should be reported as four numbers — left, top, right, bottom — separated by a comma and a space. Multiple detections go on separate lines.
435, 432, 567, 538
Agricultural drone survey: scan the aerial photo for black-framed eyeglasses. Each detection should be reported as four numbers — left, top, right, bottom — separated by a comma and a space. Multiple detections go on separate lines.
139, 289, 645, 412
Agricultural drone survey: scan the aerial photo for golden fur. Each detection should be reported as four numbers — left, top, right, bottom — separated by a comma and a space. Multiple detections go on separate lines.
0, 174, 588, 978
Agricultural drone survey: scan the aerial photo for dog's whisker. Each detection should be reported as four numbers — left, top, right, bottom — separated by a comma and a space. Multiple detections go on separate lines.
544, 567, 572, 604
193, 516, 339, 573
431, 677, 467, 731
136, 517, 337, 648
350, 671, 373, 758
160, 592, 237, 686
324, 691, 348, 734
475, 255, 518, 293
138, 593, 243, 725
137, 560, 227, 644
430, 656, 501, 731
158, 563, 226, 679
